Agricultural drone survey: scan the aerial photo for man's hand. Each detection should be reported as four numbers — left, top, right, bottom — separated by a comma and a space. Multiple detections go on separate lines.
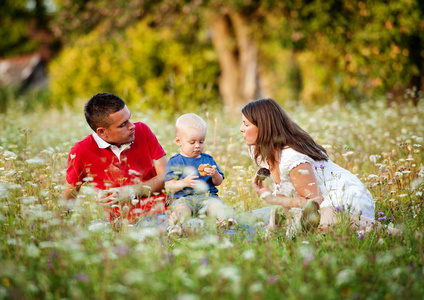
96, 185, 142, 207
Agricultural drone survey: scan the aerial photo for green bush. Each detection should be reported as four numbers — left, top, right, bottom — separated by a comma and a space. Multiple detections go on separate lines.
49, 20, 221, 114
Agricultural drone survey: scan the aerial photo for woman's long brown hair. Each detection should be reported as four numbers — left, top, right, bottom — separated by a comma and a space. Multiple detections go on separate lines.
242, 98, 328, 170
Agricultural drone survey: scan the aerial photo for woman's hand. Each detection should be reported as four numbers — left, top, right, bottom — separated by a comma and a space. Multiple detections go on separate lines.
252, 174, 272, 201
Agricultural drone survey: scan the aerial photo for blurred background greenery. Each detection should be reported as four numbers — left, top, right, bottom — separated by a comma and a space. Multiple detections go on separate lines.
1, 0, 423, 114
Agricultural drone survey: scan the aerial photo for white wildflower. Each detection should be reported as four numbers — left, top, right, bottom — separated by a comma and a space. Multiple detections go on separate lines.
194, 180, 209, 194
26, 243, 40, 258
249, 282, 262, 293
376, 253, 393, 265
369, 155, 380, 163
219, 266, 240, 281
241, 249, 255, 260
40, 149, 54, 155
26, 157, 46, 165
342, 151, 355, 161
3, 151, 17, 160
83, 176, 94, 182
128, 169, 141, 176
336, 269, 355, 286
174, 294, 199, 300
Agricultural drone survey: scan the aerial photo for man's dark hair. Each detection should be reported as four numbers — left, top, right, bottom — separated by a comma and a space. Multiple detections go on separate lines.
84, 93, 126, 131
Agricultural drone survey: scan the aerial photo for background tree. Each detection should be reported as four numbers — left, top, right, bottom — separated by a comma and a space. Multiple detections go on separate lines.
281, 0, 424, 105
17, 0, 422, 111
0, 0, 57, 59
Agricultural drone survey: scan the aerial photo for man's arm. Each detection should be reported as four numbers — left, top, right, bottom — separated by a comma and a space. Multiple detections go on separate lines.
61, 183, 79, 199
97, 156, 168, 206
139, 155, 168, 194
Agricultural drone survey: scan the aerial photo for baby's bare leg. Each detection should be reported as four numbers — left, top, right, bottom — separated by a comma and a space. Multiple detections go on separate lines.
169, 203, 191, 226
206, 201, 228, 221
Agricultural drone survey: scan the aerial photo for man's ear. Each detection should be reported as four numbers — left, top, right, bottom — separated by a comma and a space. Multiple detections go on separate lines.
96, 127, 107, 138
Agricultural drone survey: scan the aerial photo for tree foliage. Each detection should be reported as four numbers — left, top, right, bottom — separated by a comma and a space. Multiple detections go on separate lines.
5, 0, 423, 109
279, 0, 424, 103
49, 19, 220, 113
0, 0, 38, 57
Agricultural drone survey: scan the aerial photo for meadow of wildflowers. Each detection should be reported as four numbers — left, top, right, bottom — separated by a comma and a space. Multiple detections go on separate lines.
0, 100, 423, 299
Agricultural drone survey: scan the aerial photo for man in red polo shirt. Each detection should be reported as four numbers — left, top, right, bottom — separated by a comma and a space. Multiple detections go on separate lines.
62, 93, 168, 227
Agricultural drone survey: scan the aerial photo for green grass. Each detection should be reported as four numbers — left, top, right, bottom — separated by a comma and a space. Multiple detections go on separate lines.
0, 100, 423, 299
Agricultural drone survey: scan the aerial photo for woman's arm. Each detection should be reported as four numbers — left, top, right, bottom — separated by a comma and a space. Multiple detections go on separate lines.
253, 163, 323, 211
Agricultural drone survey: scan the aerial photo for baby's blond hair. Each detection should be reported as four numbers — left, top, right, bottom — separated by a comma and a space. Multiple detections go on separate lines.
175, 113, 207, 136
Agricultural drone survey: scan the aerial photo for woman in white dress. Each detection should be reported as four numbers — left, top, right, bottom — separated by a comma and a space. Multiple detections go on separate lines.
240, 98, 385, 234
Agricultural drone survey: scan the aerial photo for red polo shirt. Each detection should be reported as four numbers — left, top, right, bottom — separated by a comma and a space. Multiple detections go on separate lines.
66, 122, 167, 224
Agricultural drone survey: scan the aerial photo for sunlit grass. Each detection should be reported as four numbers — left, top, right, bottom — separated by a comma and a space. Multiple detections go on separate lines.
0, 100, 423, 299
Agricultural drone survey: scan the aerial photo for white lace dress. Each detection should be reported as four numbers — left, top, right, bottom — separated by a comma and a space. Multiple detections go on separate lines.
254, 147, 375, 219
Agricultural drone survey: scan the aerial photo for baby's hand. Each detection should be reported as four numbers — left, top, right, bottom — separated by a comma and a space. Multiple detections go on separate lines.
182, 172, 199, 188
204, 165, 218, 177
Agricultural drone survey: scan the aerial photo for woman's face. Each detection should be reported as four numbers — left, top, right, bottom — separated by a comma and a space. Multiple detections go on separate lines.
240, 114, 258, 146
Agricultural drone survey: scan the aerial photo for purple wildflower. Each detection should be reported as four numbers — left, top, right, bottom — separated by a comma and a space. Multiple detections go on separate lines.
378, 216, 387, 221
267, 275, 278, 285
201, 258, 209, 265
314, 166, 318, 170
358, 233, 365, 240
47, 260, 54, 270
359, 210, 363, 215
114, 244, 130, 256
378, 211, 384, 216
335, 206, 343, 212
29, 224, 35, 230
389, 217, 393, 222
75, 273, 89, 282
320, 164, 325, 169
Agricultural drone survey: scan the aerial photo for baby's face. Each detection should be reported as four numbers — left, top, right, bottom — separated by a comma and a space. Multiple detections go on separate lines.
176, 128, 206, 158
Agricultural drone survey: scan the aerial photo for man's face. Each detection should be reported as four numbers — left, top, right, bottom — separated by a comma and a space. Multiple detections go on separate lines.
97, 106, 135, 146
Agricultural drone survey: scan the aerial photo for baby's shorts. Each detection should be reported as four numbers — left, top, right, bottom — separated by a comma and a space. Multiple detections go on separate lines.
171, 195, 224, 216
